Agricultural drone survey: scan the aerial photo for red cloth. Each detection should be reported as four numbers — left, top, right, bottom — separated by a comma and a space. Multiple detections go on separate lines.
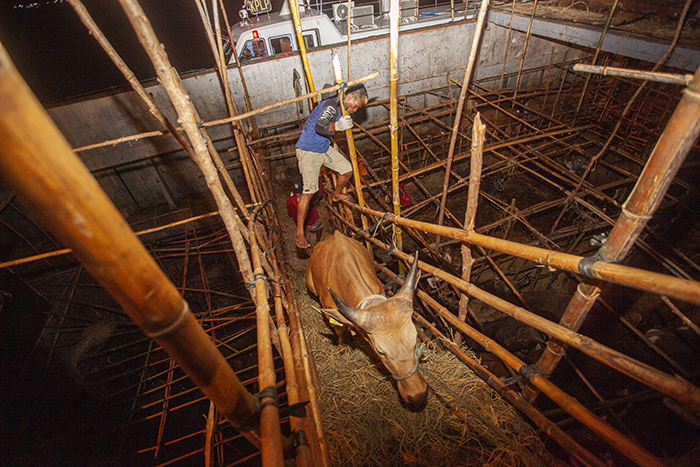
399, 183, 412, 207
287, 194, 320, 227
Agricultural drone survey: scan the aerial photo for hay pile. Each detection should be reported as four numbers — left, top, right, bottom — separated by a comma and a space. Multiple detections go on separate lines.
295, 279, 547, 467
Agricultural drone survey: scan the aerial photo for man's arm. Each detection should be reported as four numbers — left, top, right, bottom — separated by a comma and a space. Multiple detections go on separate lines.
315, 100, 339, 137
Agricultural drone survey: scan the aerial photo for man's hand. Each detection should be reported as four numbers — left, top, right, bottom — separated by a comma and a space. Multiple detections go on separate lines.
335, 115, 353, 131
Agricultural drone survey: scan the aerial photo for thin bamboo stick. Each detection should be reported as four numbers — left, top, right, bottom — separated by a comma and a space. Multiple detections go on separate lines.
571, 0, 619, 124
0, 39, 261, 447
217, 0, 259, 139
436, 0, 489, 243
513, 0, 539, 101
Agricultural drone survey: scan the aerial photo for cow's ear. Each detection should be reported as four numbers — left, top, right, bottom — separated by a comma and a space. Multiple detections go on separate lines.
311, 305, 353, 326
396, 251, 421, 300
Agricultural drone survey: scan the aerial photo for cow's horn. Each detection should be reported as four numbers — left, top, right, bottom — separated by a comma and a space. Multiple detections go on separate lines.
396, 251, 421, 300
328, 288, 364, 325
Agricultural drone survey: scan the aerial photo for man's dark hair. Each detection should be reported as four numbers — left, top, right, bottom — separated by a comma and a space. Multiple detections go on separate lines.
345, 83, 368, 102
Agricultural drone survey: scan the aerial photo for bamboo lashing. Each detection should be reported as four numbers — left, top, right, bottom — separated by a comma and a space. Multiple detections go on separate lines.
0, 39, 261, 448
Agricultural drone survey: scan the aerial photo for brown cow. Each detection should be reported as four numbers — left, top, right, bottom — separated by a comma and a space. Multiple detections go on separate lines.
306, 231, 429, 408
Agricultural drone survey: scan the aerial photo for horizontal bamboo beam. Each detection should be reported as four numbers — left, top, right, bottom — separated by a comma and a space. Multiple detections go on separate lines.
574, 64, 695, 86
0, 40, 261, 448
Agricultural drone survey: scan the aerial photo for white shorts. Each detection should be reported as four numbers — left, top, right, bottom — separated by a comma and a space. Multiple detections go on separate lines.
296, 146, 352, 194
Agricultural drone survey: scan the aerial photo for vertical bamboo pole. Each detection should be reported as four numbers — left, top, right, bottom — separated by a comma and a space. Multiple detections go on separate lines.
217, 0, 259, 139
571, 0, 620, 125
498, 0, 517, 89
289, 0, 317, 110
513, 0, 539, 101
436, 0, 489, 247
0, 39, 261, 448
528, 65, 700, 402
389, 0, 402, 256
117, 0, 254, 290
456, 114, 485, 345
249, 214, 284, 467
271, 266, 312, 467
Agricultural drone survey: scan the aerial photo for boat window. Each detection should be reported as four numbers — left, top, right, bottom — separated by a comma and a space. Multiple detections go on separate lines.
269, 35, 294, 54
239, 38, 268, 62
302, 29, 320, 49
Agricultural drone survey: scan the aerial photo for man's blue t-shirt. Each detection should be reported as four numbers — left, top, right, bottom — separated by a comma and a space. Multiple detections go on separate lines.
296, 98, 341, 153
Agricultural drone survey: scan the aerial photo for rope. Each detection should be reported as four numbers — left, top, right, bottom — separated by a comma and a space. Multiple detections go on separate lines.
393, 342, 426, 381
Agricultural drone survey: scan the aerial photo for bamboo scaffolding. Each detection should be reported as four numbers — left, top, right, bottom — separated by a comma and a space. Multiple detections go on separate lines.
531, 64, 700, 400
331, 212, 664, 466
0, 38, 261, 448
436, 0, 489, 242
117, 0, 255, 297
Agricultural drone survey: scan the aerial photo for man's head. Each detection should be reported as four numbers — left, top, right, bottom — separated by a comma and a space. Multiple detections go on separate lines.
344, 84, 368, 114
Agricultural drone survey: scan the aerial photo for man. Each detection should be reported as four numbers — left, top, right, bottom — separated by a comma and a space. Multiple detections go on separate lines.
287, 179, 323, 246
294, 84, 368, 249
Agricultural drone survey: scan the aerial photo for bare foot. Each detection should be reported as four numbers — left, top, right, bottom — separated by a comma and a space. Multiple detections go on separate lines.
296, 232, 310, 249
332, 193, 352, 203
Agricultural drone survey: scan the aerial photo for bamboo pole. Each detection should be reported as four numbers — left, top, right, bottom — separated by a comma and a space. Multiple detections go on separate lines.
288, 0, 317, 110
530, 64, 700, 401
513, 0, 539, 101
436, 0, 489, 244
332, 53, 371, 253
574, 64, 695, 87
389, 0, 402, 257
341, 201, 700, 306
195, 0, 261, 205
0, 39, 261, 448
248, 211, 284, 467
117, 0, 255, 293
457, 114, 485, 345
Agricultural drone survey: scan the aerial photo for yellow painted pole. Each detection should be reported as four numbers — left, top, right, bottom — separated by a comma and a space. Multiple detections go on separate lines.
288, 0, 317, 109
332, 53, 371, 254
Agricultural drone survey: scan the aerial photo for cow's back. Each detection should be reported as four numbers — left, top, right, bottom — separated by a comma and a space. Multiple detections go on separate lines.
306, 231, 383, 309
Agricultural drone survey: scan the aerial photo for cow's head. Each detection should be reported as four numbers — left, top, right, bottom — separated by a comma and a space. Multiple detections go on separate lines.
327, 253, 428, 409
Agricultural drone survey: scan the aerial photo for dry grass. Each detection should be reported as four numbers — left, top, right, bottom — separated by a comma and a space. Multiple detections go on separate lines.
293, 274, 547, 467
